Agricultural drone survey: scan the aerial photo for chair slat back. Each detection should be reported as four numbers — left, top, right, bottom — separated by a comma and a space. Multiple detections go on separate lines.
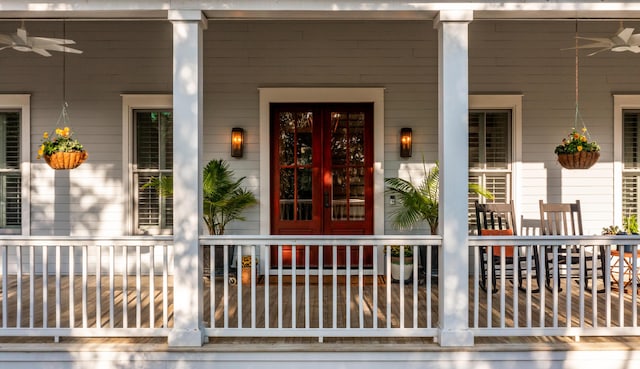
475, 201, 518, 235
538, 200, 583, 236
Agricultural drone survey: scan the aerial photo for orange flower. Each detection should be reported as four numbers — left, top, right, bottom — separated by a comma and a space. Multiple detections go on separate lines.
577, 146, 583, 152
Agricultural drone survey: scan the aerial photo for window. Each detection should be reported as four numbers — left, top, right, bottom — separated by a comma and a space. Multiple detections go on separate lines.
614, 95, 640, 227
0, 95, 29, 235
134, 110, 173, 234
468, 95, 522, 231
622, 109, 640, 218
122, 95, 172, 235
468, 109, 512, 204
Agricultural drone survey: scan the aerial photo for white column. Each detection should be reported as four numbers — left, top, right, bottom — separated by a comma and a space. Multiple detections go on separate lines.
434, 10, 474, 347
167, 9, 207, 347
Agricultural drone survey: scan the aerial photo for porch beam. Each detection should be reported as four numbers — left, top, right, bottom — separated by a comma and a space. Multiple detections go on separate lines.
434, 10, 474, 347
167, 9, 207, 347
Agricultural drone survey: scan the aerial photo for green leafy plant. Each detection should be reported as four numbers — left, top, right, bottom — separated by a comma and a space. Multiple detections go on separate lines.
384, 245, 414, 258
554, 128, 600, 155
384, 161, 494, 234
601, 225, 622, 235
143, 159, 258, 235
623, 214, 639, 234
37, 126, 84, 159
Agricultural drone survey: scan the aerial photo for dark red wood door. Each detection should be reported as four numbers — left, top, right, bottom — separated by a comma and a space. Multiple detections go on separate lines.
270, 103, 374, 268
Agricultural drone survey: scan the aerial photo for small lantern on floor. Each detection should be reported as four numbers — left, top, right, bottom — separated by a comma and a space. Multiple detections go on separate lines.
400, 128, 412, 158
231, 127, 244, 158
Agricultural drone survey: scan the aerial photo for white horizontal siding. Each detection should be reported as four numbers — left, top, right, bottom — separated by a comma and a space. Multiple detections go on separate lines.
0, 19, 638, 235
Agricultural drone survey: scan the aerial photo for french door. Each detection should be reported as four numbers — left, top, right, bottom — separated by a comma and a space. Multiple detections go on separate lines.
270, 103, 374, 267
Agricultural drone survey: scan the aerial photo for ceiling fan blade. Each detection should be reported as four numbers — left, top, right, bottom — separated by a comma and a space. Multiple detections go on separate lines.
0, 33, 14, 45
40, 43, 83, 54
30, 36, 77, 45
615, 28, 635, 43
0, 45, 12, 51
30, 47, 52, 57
587, 48, 613, 57
16, 27, 28, 43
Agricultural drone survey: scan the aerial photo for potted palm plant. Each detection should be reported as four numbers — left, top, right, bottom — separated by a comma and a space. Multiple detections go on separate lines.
144, 159, 258, 275
384, 161, 493, 279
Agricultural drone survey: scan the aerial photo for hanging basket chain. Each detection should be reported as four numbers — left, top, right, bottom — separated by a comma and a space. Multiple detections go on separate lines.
574, 21, 592, 141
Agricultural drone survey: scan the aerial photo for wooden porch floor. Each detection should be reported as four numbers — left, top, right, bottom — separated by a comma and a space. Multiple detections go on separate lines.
1, 275, 639, 348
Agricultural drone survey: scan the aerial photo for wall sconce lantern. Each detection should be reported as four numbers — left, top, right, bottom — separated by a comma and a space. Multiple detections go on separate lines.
231, 127, 244, 158
400, 128, 412, 158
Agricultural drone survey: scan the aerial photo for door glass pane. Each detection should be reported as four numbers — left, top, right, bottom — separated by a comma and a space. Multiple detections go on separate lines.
348, 167, 365, 220
297, 168, 312, 220
279, 168, 295, 221
279, 113, 295, 166
332, 167, 347, 220
278, 110, 314, 222
349, 112, 365, 164
331, 113, 347, 165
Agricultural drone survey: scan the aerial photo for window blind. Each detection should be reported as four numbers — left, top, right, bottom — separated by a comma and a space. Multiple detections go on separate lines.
0, 111, 21, 229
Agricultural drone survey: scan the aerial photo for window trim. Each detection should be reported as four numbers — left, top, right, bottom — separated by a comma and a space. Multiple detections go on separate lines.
614, 94, 640, 227
0, 94, 30, 235
469, 94, 522, 215
121, 94, 172, 235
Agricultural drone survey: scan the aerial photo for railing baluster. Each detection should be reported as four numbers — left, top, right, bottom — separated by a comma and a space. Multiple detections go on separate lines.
359, 245, 364, 329
237, 246, 243, 329
372, 244, 377, 329
277, 244, 282, 329
332, 245, 337, 329
69, 245, 74, 328
16, 245, 22, 328
426, 245, 432, 329
163, 244, 168, 329
40, 245, 46, 329
346, 245, 351, 329
2, 245, 8, 328
82, 245, 88, 328
223, 245, 229, 328
305, 245, 310, 329
264, 245, 270, 329
385, 245, 391, 329
412, 245, 417, 329
135, 245, 141, 329
55, 245, 60, 328
96, 245, 102, 328
123, 245, 128, 328
251, 245, 256, 329
29, 245, 34, 328
291, 245, 296, 329
318, 245, 323, 330
149, 244, 155, 329
109, 244, 115, 328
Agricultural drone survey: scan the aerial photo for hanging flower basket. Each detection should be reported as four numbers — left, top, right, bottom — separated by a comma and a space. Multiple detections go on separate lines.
557, 150, 599, 170
554, 128, 600, 170
37, 126, 87, 170
44, 151, 88, 170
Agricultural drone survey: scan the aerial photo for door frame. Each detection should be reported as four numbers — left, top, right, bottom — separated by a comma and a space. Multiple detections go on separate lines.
259, 88, 385, 238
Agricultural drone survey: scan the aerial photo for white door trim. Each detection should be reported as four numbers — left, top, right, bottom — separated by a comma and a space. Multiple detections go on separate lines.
258, 87, 385, 236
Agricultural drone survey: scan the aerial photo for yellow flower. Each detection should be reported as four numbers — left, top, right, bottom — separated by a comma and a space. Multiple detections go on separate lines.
43, 132, 49, 139
577, 145, 583, 152
55, 128, 62, 135
582, 127, 587, 133
581, 136, 587, 142
62, 127, 70, 137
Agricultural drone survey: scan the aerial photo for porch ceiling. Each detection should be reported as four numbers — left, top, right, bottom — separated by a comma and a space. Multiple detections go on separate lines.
2, 2, 640, 21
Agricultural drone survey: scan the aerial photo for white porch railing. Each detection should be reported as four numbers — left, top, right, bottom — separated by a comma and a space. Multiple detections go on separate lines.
200, 235, 441, 339
0, 236, 173, 338
469, 235, 640, 338
0, 234, 639, 343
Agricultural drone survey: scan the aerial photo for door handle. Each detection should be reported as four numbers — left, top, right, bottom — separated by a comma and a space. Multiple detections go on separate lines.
324, 192, 330, 208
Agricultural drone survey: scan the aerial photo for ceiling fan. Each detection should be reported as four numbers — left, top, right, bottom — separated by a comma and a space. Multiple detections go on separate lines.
572, 24, 640, 56
0, 23, 82, 57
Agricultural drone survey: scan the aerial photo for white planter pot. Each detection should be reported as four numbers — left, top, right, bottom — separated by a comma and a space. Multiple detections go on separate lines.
391, 261, 413, 281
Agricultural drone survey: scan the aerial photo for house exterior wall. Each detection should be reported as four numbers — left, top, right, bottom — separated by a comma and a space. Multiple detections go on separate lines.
1, 19, 638, 236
